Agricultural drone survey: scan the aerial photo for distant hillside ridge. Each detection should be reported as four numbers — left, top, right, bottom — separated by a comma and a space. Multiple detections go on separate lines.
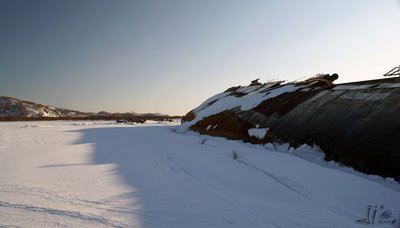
0, 96, 87, 118
180, 76, 400, 181
0, 96, 177, 121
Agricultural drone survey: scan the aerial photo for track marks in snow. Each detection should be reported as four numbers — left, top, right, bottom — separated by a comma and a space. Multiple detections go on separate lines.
164, 155, 193, 178
235, 158, 313, 201
0, 201, 126, 227
0, 184, 136, 227
0, 184, 133, 216
162, 154, 236, 207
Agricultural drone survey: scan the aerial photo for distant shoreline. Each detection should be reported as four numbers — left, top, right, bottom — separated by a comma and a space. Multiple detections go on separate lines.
0, 115, 182, 122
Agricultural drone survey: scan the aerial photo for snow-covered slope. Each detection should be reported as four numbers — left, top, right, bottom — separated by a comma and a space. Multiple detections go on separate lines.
0, 96, 85, 117
0, 121, 399, 227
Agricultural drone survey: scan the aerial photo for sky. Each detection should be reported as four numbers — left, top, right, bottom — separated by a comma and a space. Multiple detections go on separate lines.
0, 0, 399, 115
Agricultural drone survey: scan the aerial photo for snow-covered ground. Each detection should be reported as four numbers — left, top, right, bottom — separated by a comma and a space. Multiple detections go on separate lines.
0, 121, 399, 227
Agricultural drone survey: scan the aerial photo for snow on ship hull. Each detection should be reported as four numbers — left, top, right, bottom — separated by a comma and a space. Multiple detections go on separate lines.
181, 77, 400, 180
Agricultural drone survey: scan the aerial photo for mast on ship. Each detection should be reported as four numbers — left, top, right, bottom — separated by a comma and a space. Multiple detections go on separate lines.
383, 65, 400, 77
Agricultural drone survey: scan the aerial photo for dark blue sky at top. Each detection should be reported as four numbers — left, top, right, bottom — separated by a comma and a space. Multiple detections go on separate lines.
0, 0, 399, 114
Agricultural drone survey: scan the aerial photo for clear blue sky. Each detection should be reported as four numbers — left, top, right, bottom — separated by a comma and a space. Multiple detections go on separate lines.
1, 0, 399, 115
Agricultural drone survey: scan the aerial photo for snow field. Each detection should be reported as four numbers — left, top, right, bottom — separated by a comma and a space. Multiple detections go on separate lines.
0, 121, 399, 227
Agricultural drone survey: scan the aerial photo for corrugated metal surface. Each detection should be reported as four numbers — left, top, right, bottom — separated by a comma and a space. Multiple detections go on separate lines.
270, 86, 400, 179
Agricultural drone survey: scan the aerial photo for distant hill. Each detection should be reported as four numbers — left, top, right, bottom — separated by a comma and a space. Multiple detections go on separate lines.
0, 96, 87, 118
0, 96, 175, 120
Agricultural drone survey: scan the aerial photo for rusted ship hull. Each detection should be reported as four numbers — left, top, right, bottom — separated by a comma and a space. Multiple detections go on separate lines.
182, 77, 400, 180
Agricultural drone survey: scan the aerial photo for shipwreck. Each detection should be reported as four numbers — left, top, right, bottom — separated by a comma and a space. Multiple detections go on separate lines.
181, 67, 400, 181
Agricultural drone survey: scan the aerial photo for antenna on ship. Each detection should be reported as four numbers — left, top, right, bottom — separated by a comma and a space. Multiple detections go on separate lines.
383, 65, 400, 77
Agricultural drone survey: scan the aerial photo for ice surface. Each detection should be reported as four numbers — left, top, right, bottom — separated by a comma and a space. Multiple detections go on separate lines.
0, 121, 399, 227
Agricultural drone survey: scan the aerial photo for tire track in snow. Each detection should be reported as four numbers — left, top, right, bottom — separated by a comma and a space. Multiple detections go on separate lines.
164, 155, 193, 177
0, 201, 126, 227
235, 158, 313, 201
162, 153, 291, 228
0, 185, 133, 215
162, 154, 235, 206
